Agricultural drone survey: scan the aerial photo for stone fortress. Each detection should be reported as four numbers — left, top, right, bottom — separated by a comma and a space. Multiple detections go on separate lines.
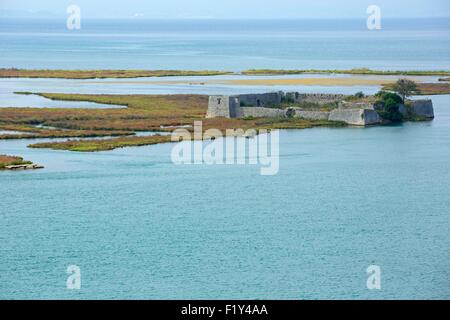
206, 91, 434, 126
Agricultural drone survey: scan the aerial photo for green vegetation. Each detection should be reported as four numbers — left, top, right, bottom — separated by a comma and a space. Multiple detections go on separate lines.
2, 93, 208, 132
0, 155, 32, 169
3, 68, 450, 79
383, 82, 450, 95
29, 135, 172, 152
242, 68, 450, 76
374, 91, 404, 122
1, 92, 349, 152
391, 79, 418, 103
0, 124, 133, 140
27, 118, 346, 152
354, 91, 365, 99
0, 68, 232, 79
252, 117, 347, 130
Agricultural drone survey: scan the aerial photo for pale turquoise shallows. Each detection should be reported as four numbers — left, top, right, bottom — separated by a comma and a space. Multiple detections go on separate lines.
1, 96, 449, 299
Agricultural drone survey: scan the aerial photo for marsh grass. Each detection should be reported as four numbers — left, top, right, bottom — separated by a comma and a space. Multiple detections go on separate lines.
243, 68, 450, 76
0, 69, 232, 79
28, 135, 172, 152
383, 83, 450, 95
0, 155, 32, 169
3, 92, 347, 152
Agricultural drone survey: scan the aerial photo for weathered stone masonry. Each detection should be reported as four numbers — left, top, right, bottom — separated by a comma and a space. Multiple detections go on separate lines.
206, 92, 434, 126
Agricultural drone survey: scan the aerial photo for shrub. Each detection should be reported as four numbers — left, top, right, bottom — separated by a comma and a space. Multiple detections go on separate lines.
354, 91, 365, 99
375, 91, 403, 104
375, 91, 403, 122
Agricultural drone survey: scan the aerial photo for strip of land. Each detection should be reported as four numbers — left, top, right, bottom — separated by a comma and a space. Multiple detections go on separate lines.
224, 77, 398, 86
0, 93, 344, 151
1, 68, 450, 80
0, 69, 232, 79
382, 83, 450, 95
27, 118, 343, 152
0, 154, 43, 170
0, 123, 133, 139
29, 135, 173, 152
242, 68, 450, 76
125, 76, 434, 87
0, 155, 30, 168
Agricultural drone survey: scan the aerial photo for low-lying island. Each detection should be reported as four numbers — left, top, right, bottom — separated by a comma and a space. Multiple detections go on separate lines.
0, 155, 43, 171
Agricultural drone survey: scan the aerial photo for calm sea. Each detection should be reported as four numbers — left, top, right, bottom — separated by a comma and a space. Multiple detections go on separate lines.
0, 18, 449, 70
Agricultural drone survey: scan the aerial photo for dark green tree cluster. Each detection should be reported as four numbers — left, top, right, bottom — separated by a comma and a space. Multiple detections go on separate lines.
375, 91, 404, 122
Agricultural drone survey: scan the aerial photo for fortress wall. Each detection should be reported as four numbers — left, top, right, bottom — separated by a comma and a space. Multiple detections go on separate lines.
206, 92, 428, 126
207, 95, 231, 118
398, 104, 408, 115
339, 101, 375, 109
329, 108, 381, 126
286, 93, 346, 105
239, 92, 283, 107
411, 100, 434, 118
329, 109, 365, 125
229, 96, 241, 118
293, 109, 330, 120
362, 109, 382, 125
240, 107, 286, 118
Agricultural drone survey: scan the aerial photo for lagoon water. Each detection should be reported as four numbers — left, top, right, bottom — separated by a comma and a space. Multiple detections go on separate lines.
1, 95, 449, 299
0, 18, 450, 299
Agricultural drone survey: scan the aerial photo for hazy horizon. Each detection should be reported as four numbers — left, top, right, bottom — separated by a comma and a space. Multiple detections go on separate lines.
1, 0, 449, 19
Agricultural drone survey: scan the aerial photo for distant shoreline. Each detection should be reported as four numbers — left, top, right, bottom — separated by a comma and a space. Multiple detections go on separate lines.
1, 68, 450, 79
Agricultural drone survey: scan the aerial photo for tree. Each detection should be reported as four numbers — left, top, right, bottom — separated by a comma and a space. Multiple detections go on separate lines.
392, 79, 417, 103
374, 91, 403, 122
354, 91, 365, 99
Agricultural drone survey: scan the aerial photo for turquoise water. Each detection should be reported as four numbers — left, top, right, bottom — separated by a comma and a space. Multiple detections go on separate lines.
1, 95, 449, 299
1, 18, 450, 70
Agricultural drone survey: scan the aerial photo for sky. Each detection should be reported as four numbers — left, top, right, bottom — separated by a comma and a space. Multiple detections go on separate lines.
0, 0, 449, 19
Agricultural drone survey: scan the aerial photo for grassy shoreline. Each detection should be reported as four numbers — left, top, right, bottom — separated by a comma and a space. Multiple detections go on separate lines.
27, 119, 345, 152
2, 68, 450, 79
242, 68, 450, 76
0, 69, 232, 79
382, 82, 450, 95
28, 135, 173, 152
0, 154, 32, 169
1, 92, 346, 151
